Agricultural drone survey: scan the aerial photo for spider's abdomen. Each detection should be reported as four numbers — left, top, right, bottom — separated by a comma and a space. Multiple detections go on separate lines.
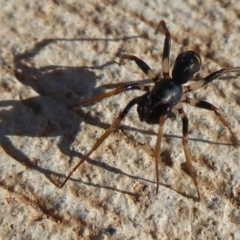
137, 79, 182, 124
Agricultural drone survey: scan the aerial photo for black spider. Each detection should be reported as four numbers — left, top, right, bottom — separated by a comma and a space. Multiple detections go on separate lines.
60, 20, 239, 201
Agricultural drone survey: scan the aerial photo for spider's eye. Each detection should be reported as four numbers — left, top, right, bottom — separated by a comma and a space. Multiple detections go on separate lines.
172, 51, 201, 84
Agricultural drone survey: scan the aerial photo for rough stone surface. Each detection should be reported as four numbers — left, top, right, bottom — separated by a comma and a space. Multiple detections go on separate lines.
0, 1, 240, 239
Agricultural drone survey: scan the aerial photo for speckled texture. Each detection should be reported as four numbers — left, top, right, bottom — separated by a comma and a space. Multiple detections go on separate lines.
0, 0, 240, 239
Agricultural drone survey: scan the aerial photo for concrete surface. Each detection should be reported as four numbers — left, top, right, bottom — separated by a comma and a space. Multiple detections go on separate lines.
0, 0, 240, 239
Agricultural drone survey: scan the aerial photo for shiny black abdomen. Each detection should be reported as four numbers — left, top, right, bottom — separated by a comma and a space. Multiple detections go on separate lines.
137, 79, 183, 124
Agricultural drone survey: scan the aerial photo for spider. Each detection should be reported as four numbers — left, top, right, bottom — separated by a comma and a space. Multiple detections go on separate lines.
59, 20, 240, 200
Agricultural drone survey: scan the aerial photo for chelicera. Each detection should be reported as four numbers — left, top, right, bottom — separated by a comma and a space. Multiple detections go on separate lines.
60, 20, 239, 200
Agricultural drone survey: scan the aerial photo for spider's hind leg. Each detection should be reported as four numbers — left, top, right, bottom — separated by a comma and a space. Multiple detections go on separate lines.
174, 103, 201, 201
60, 96, 141, 188
154, 114, 166, 194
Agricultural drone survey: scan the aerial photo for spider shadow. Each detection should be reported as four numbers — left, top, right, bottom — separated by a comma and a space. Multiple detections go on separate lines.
0, 36, 143, 187
66, 157, 199, 201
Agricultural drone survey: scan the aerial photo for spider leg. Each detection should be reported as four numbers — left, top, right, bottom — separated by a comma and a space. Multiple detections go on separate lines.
183, 97, 239, 145
69, 83, 152, 109
60, 96, 140, 188
183, 67, 240, 93
155, 114, 166, 194
119, 54, 158, 82
174, 103, 201, 201
156, 20, 171, 78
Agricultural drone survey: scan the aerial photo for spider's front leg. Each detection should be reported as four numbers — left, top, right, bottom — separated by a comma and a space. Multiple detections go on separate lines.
156, 20, 171, 78
119, 20, 172, 83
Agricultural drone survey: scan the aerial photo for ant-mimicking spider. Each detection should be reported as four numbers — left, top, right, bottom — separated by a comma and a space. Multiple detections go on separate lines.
59, 20, 240, 201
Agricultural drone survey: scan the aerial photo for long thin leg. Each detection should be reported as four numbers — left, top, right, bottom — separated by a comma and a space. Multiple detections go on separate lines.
155, 114, 165, 194
119, 54, 158, 82
175, 103, 201, 200
60, 97, 140, 187
155, 20, 171, 78
183, 97, 239, 145
69, 83, 152, 109
183, 67, 240, 93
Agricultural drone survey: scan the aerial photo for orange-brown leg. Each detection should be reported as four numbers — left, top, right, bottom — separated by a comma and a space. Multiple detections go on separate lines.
60, 96, 140, 187
175, 103, 201, 201
69, 83, 151, 109
154, 114, 165, 194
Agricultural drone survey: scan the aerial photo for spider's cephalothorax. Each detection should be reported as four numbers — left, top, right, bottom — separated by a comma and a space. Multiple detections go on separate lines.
136, 80, 182, 124
60, 20, 240, 201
